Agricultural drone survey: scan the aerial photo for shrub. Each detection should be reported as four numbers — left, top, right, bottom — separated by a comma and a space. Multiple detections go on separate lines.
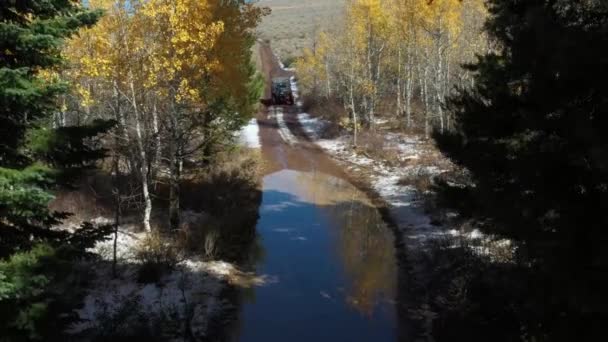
175, 211, 220, 260
176, 148, 261, 261
135, 233, 181, 283
0, 244, 88, 340
0, 245, 54, 340
282, 55, 296, 68
397, 167, 435, 193
355, 132, 402, 165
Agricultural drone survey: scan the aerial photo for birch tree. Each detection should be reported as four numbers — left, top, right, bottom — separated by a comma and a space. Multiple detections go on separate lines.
64, 0, 266, 231
65, 0, 157, 232
295, 0, 488, 139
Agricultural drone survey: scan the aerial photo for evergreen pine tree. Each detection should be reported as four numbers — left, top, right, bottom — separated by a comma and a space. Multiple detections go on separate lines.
434, 0, 608, 334
0, 0, 108, 254
1, 1, 112, 339
437, 0, 608, 263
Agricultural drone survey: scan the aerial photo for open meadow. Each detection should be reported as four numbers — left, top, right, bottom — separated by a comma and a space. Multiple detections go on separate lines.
255, 0, 346, 62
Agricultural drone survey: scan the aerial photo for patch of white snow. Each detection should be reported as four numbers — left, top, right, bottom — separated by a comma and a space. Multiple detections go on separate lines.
238, 118, 261, 149
274, 107, 297, 145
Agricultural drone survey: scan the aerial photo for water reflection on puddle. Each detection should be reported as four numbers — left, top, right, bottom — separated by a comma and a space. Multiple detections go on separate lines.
232, 170, 397, 341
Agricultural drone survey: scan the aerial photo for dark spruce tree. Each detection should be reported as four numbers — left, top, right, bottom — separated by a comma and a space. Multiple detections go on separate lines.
433, 0, 608, 339
0, 0, 112, 339
0, 0, 111, 252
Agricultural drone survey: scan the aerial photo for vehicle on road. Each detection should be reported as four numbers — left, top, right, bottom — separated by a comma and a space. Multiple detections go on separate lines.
271, 77, 294, 105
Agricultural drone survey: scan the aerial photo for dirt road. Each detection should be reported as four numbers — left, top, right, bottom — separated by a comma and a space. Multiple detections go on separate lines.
227, 43, 415, 342
256, 43, 352, 179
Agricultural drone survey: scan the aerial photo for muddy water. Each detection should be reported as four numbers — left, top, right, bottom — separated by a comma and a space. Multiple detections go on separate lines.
229, 101, 400, 340
228, 43, 402, 341
231, 168, 398, 341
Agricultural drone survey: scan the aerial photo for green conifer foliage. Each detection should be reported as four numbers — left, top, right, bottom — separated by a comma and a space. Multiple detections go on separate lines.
434, 1, 608, 335
1, 2, 111, 338
0, 0, 107, 254
437, 0, 608, 262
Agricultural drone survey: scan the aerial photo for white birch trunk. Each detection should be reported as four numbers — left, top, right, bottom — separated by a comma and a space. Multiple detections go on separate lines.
397, 45, 403, 119
130, 78, 152, 233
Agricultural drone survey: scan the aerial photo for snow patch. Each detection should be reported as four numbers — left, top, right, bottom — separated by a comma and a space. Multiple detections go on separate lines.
238, 118, 261, 149
275, 52, 296, 72
317, 137, 348, 154
290, 76, 300, 99
68, 225, 271, 338
69, 257, 226, 338
274, 107, 297, 145
89, 229, 141, 262
297, 113, 326, 141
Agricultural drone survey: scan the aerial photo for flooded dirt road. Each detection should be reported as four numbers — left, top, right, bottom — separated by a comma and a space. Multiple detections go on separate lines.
229, 44, 407, 341
231, 169, 398, 341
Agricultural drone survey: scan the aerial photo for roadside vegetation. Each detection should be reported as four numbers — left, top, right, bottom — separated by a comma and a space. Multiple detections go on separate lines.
294, 0, 608, 340
3, 0, 608, 340
1, 0, 267, 340
295, 0, 488, 142
255, 0, 346, 60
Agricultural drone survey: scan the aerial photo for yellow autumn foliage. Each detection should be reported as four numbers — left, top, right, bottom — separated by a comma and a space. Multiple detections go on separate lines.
64, 0, 265, 115
294, 0, 488, 134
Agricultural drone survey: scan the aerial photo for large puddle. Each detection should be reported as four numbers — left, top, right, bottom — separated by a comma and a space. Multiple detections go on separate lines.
231, 169, 398, 341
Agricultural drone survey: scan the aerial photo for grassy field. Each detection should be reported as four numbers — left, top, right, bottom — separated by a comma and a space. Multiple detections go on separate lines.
255, 0, 345, 63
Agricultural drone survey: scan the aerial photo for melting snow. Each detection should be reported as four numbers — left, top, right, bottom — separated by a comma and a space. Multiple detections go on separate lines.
297, 113, 323, 140
295, 110, 450, 248
68, 227, 268, 338
274, 107, 297, 145
238, 118, 261, 149
276, 52, 296, 72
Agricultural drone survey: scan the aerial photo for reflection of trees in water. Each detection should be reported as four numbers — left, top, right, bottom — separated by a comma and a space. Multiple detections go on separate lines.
219, 233, 266, 342
294, 171, 397, 316
333, 201, 396, 316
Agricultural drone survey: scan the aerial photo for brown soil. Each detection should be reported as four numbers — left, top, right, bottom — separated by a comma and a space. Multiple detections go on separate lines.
257, 42, 351, 179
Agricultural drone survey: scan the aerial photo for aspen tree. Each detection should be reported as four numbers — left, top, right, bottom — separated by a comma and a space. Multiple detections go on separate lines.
66, 0, 156, 232
64, 0, 266, 232
295, 0, 486, 138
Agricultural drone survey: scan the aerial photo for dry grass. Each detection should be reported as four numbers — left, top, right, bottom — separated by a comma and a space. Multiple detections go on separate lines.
52, 148, 262, 264
406, 144, 452, 169
177, 148, 262, 261
135, 231, 181, 283
356, 131, 405, 166
396, 141, 455, 194
50, 183, 111, 222
255, 0, 346, 59
174, 211, 219, 259
301, 96, 347, 138
182, 148, 260, 215
49, 171, 133, 223
397, 170, 435, 193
